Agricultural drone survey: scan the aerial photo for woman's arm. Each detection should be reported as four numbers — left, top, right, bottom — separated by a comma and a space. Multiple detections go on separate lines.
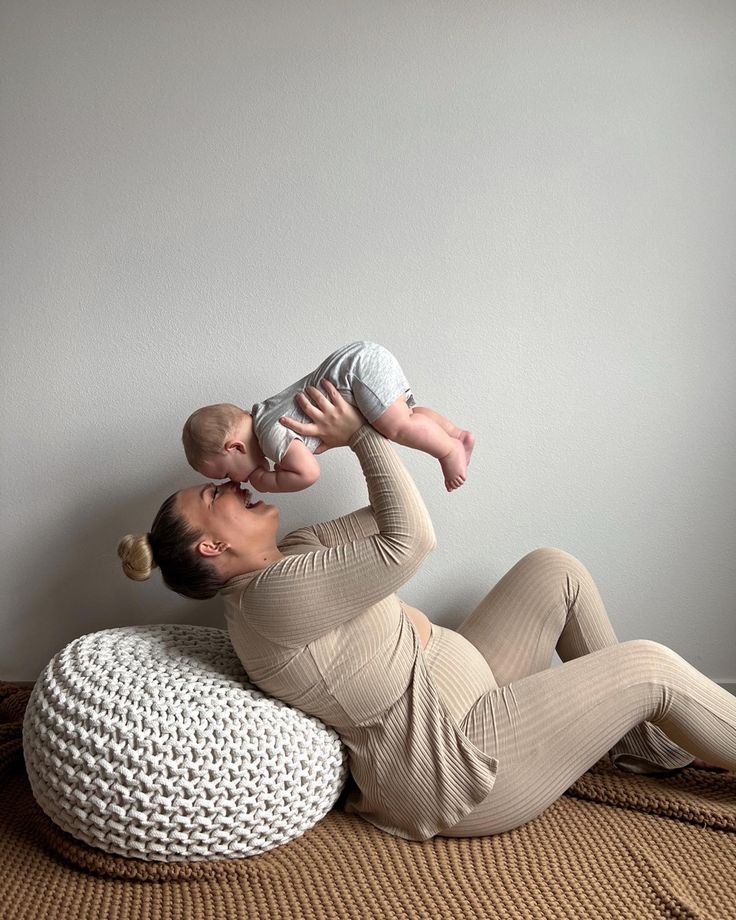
242, 386, 436, 647
279, 505, 378, 550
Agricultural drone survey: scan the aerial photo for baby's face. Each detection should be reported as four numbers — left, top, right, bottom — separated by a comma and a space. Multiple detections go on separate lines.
199, 449, 254, 485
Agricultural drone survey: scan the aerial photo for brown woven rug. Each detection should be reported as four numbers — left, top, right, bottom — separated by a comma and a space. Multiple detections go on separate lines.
2, 681, 734, 919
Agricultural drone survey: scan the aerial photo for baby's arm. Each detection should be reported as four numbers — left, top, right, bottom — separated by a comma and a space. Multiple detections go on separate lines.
248, 438, 320, 493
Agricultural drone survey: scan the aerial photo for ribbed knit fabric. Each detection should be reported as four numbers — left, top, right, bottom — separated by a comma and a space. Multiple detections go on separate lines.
222, 424, 498, 841
222, 425, 736, 840
436, 548, 736, 836
445, 547, 699, 775
423, 625, 497, 724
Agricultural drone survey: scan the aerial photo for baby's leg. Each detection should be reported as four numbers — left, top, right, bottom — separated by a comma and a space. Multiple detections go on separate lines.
372, 396, 468, 491
411, 406, 475, 468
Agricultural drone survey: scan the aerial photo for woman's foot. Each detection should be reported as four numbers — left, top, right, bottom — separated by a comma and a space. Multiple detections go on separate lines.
689, 757, 729, 772
440, 439, 468, 491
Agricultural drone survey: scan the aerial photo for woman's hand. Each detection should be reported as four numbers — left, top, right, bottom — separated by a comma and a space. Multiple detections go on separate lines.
279, 379, 365, 454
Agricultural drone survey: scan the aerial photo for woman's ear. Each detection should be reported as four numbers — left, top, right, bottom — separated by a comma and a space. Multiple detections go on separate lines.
197, 539, 229, 558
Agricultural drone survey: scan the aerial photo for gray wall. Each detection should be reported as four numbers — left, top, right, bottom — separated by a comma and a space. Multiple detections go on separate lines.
2, 0, 735, 682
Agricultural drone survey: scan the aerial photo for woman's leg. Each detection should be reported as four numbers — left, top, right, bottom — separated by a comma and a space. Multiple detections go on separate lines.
440, 638, 736, 837
456, 548, 698, 771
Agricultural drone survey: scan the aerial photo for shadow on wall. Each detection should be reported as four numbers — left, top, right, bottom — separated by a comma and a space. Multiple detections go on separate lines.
3, 471, 222, 682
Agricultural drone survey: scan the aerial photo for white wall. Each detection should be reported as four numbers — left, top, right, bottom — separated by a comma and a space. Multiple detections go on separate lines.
2, 0, 734, 682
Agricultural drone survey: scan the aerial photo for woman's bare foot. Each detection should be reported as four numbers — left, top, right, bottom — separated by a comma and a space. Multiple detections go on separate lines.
689, 757, 729, 772
458, 430, 475, 467
440, 439, 467, 491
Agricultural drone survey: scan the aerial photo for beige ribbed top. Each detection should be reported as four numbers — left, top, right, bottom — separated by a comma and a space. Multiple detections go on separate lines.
220, 424, 498, 840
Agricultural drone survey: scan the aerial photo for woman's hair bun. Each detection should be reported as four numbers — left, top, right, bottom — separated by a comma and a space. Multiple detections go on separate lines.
118, 533, 158, 581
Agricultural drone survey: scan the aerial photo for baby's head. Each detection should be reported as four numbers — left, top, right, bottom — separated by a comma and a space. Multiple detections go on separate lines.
182, 403, 260, 483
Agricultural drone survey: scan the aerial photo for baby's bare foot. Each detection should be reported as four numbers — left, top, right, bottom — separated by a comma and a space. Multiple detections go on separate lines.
440, 439, 467, 492
459, 430, 475, 467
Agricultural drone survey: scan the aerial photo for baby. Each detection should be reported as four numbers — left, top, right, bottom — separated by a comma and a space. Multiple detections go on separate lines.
182, 340, 474, 493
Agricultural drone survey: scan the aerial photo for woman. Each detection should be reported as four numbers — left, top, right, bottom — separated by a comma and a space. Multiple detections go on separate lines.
119, 380, 735, 840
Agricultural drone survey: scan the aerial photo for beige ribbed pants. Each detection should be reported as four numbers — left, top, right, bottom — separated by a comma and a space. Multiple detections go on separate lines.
432, 548, 736, 837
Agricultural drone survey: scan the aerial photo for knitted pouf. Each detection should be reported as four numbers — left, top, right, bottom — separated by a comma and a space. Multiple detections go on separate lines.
22, 624, 349, 862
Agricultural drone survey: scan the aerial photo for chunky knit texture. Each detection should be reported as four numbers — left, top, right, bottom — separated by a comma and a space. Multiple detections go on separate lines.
3, 682, 735, 918
21, 625, 349, 862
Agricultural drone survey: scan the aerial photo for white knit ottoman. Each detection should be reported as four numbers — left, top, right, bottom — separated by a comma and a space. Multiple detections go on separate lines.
22, 624, 349, 862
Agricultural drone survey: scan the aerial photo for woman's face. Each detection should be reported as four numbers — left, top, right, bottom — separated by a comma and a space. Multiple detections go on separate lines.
176, 480, 280, 570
